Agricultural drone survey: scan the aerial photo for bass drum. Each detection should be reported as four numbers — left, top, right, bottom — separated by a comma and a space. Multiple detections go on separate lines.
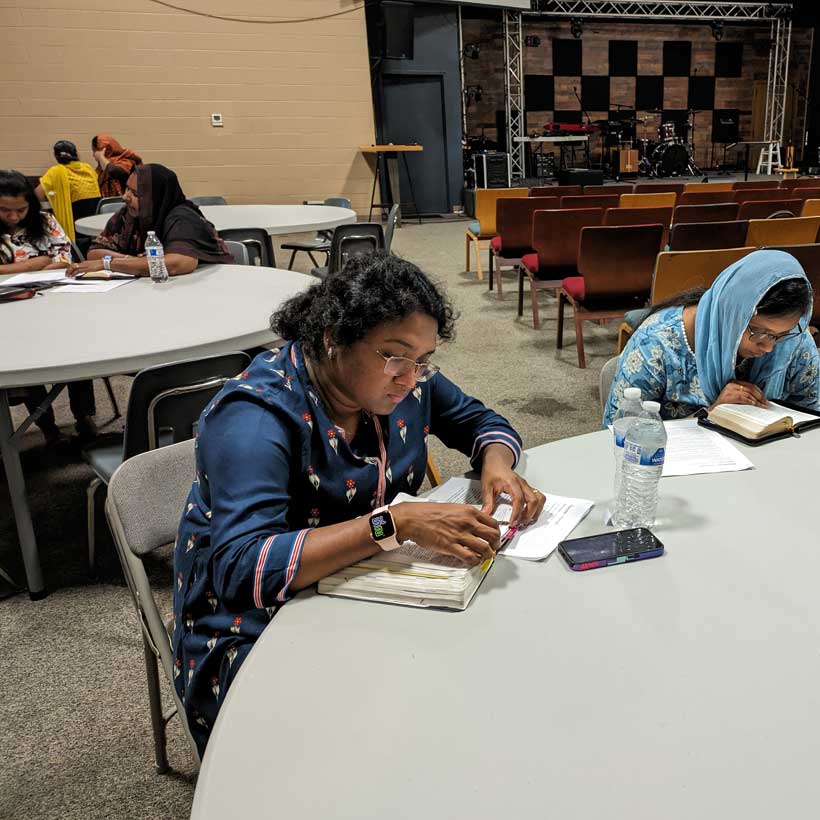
651, 142, 689, 177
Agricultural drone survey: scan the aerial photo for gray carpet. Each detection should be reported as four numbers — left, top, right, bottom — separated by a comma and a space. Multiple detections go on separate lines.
0, 219, 617, 819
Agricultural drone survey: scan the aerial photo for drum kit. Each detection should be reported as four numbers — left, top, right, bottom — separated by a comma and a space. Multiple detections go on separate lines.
596, 108, 702, 178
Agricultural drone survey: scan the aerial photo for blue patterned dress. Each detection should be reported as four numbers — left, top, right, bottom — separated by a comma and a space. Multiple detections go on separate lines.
172, 342, 522, 753
603, 307, 820, 427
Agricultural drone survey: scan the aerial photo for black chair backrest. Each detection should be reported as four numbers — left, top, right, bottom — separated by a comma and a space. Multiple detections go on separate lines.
191, 196, 227, 206
72, 197, 101, 221
122, 352, 251, 460
97, 196, 125, 214
328, 223, 384, 275
217, 228, 274, 267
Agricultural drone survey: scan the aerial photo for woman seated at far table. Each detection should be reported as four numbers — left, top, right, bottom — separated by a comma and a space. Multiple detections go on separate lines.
0, 170, 97, 441
67, 163, 232, 278
92, 134, 142, 198
603, 249, 820, 426
173, 252, 546, 754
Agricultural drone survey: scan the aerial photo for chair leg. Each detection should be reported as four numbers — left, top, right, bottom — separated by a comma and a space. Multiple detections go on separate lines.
574, 311, 586, 369
142, 635, 171, 774
495, 264, 504, 301
287, 250, 297, 270
557, 292, 566, 348
474, 238, 484, 282
86, 477, 105, 573
308, 252, 320, 267
103, 377, 121, 419
488, 251, 494, 291
518, 268, 525, 317
465, 233, 471, 274
530, 281, 541, 330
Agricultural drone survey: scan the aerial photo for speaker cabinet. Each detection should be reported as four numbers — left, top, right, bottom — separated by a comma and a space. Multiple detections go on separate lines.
474, 153, 510, 189
369, 1, 414, 60
557, 168, 604, 187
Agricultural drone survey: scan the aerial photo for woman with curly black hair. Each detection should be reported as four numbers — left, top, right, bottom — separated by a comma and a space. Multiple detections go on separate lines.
172, 252, 544, 753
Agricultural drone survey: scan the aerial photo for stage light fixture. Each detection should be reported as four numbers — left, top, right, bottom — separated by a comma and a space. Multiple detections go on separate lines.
570, 18, 583, 39
710, 21, 724, 41
464, 42, 480, 60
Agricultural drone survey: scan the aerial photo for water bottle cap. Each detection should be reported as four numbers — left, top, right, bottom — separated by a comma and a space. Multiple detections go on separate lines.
642, 400, 660, 412
623, 388, 641, 399
147, 230, 156, 236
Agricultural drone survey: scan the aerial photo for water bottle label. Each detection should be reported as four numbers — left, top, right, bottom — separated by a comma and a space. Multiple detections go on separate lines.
623, 442, 665, 466
148, 248, 159, 257
614, 430, 627, 447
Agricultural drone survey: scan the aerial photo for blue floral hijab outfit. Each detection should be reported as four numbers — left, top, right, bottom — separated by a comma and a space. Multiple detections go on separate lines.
603, 250, 820, 426
172, 343, 522, 754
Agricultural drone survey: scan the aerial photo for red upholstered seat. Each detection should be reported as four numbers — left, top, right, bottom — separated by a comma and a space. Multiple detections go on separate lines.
490, 235, 502, 252
521, 252, 539, 274
561, 276, 585, 300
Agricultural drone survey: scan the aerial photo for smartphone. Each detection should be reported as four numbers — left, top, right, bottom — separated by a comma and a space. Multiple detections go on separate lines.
558, 528, 664, 572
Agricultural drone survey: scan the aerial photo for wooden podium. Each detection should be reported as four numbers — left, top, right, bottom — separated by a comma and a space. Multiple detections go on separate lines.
360, 144, 423, 226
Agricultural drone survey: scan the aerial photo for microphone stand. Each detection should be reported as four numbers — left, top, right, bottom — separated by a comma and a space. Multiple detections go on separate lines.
573, 86, 594, 171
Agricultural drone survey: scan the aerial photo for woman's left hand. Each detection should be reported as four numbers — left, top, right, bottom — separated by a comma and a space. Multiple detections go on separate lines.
65, 260, 104, 277
480, 444, 546, 528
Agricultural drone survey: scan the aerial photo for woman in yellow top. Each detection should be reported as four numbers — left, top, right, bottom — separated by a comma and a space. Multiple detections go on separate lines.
36, 140, 100, 241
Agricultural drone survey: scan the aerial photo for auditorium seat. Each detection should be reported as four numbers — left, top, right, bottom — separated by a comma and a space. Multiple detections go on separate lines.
490, 196, 560, 299
557, 224, 664, 368
673, 202, 740, 224
561, 194, 619, 211
520, 207, 603, 329
745, 216, 820, 248
737, 200, 802, 220
668, 220, 749, 251
465, 187, 528, 281
529, 185, 583, 198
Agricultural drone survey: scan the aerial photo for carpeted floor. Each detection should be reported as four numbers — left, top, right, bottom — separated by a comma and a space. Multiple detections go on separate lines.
0, 219, 619, 820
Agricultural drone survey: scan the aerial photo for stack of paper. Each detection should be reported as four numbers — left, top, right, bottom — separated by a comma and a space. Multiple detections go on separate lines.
2, 270, 135, 293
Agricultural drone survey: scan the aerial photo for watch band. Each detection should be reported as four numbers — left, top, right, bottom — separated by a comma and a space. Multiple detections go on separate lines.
369, 505, 401, 551
103, 255, 112, 272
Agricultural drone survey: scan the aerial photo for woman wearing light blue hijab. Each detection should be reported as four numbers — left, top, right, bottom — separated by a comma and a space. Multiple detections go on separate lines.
603, 249, 820, 426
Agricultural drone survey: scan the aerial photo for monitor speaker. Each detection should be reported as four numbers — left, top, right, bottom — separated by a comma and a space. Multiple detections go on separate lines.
557, 168, 604, 187
370, 1, 414, 60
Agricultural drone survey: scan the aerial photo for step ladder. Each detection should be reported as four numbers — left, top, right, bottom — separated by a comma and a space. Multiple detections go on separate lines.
756, 142, 782, 175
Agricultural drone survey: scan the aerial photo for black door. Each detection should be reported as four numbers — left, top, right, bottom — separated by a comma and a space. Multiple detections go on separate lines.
381, 73, 449, 216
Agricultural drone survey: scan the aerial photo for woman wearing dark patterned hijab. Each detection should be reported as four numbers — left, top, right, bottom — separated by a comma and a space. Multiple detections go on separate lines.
69, 163, 233, 277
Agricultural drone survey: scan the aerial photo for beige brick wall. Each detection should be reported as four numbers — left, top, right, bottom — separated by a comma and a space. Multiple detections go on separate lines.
1, 0, 377, 212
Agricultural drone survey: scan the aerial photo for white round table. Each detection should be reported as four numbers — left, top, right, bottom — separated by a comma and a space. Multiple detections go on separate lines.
192, 429, 820, 820
74, 204, 357, 238
0, 264, 316, 598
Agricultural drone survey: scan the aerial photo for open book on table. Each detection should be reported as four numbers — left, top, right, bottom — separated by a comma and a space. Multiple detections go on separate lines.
317, 478, 593, 610
698, 400, 820, 445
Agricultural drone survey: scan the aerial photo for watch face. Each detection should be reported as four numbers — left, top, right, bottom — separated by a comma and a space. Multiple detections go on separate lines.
370, 511, 395, 541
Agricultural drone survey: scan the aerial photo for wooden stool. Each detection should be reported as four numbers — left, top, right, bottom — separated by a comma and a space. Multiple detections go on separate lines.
776, 167, 799, 180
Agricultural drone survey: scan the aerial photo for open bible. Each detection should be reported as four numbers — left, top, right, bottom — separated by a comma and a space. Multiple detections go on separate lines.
699, 401, 820, 444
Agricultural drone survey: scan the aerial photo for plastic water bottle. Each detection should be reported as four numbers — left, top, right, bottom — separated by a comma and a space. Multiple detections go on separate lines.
612, 387, 643, 500
613, 400, 667, 529
145, 231, 169, 283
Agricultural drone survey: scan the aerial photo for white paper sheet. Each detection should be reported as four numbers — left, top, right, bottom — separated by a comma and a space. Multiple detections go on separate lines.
661, 419, 754, 477
51, 280, 133, 293
411, 477, 594, 561
2, 270, 68, 285
2, 269, 133, 293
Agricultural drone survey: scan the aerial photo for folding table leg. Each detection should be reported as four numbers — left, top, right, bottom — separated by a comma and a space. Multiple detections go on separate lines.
0, 389, 46, 599
574, 311, 586, 369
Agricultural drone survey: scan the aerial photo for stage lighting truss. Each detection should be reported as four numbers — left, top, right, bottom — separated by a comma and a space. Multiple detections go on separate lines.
504, 10, 526, 181
496, 1, 794, 178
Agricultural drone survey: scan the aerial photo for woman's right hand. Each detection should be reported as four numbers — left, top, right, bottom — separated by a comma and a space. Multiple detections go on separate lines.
709, 380, 768, 410
390, 502, 500, 566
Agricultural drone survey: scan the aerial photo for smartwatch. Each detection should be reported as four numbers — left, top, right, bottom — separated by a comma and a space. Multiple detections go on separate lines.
369, 505, 401, 551
102, 255, 113, 272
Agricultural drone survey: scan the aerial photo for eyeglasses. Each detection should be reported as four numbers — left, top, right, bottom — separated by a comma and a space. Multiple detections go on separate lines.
746, 323, 803, 344
375, 349, 440, 382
